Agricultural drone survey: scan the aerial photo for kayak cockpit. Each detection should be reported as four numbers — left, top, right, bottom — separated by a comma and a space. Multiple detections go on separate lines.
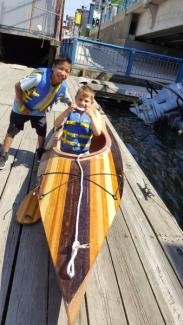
53, 130, 111, 159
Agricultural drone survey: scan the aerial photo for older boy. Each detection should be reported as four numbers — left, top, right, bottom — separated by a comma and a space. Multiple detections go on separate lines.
0, 56, 72, 169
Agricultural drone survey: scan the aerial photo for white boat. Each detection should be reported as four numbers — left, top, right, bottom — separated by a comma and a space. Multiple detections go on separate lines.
130, 82, 183, 125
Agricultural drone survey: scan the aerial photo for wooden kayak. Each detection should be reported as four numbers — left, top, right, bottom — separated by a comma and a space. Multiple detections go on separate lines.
16, 126, 124, 324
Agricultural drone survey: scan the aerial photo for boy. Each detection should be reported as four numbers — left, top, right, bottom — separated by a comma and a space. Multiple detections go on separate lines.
0, 56, 72, 169
54, 85, 102, 154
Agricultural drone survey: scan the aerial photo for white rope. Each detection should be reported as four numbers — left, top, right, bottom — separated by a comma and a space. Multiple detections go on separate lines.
67, 154, 89, 279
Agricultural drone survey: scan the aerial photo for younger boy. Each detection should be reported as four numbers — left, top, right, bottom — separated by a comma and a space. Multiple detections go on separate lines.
54, 85, 102, 154
0, 56, 72, 169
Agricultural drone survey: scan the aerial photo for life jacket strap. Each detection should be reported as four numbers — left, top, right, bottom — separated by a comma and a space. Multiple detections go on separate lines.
63, 129, 91, 139
65, 120, 90, 129
61, 136, 91, 147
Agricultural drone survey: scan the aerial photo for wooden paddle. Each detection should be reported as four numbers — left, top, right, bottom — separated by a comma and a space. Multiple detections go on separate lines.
16, 189, 40, 224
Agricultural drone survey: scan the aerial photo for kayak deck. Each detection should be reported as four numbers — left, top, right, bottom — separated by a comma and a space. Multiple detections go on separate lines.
38, 129, 123, 306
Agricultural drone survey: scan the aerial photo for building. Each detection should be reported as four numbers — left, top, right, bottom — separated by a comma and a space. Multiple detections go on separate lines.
90, 0, 183, 57
73, 6, 90, 37
0, 0, 65, 66
62, 15, 75, 38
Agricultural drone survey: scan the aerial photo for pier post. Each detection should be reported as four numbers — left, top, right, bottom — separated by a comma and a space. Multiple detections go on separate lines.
71, 37, 78, 65
126, 48, 136, 77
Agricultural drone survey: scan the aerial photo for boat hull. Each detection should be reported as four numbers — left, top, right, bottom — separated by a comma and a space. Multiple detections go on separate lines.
16, 128, 124, 324
130, 82, 183, 124
38, 129, 123, 305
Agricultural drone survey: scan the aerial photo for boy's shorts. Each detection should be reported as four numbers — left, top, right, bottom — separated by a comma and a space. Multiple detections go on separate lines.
7, 111, 47, 137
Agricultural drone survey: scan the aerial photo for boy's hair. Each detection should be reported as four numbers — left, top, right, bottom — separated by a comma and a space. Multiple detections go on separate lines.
76, 85, 95, 103
53, 56, 72, 67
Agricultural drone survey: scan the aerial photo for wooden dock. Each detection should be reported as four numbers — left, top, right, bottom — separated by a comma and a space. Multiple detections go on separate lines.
0, 63, 183, 325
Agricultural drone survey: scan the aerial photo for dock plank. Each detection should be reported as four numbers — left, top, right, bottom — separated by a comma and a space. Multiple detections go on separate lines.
0, 109, 11, 137
108, 212, 165, 325
0, 65, 32, 106
4, 223, 49, 325
119, 181, 183, 324
0, 101, 36, 197
0, 123, 37, 323
122, 147, 183, 284
0, 105, 10, 121
103, 112, 183, 284
86, 240, 128, 325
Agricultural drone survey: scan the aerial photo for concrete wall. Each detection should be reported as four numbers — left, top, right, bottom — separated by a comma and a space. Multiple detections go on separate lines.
122, 38, 183, 57
90, 12, 132, 45
0, 0, 57, 36
136, 0, 183, 36
90, 0, 183, 56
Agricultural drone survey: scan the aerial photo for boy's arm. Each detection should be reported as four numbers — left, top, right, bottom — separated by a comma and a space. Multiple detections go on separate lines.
87, 108, 103, 136
61, 88, 72, 105
15, 72, 42, 105
15, 82, 24, 105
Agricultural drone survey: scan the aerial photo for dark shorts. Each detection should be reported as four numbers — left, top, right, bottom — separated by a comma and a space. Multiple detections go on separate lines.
7, 111, 47, 137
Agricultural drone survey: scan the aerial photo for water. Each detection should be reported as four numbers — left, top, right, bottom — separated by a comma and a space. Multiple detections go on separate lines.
97, 97, 183, 229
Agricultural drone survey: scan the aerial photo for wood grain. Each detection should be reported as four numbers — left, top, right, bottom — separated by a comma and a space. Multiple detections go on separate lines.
37, 130, 124, 323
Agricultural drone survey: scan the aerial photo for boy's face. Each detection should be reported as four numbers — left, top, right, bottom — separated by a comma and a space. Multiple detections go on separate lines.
51, 61, 71, 85
75, 94, 92, 110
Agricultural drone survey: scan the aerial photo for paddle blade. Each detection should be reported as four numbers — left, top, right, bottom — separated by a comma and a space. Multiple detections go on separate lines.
16, 190, 41, 224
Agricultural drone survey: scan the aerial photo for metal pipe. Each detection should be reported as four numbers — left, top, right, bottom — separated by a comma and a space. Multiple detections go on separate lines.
59, 0, 65, 41
29, 0, 36, 32
54, 0, 64, 42
97, 0, 105, 40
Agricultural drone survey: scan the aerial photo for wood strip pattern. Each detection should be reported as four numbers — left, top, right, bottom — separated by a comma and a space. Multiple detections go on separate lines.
40, 154, 72, 265
58, 159, 90, 303
37, 130, 124, 314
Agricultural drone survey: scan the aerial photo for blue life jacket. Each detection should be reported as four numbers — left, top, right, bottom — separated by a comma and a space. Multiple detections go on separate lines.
61, 111, 92, 153
22, 68, 67, 112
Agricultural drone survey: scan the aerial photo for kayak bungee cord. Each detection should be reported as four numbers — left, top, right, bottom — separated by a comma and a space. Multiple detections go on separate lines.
32, 172, 81, 197
31, 162, 123, 279
37, 171, 123, 200
67, 155, 89, 279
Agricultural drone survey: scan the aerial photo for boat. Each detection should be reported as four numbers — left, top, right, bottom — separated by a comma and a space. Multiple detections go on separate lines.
163, 110, 183, 132
16, 125, 124, 325
130, 82, 183, 129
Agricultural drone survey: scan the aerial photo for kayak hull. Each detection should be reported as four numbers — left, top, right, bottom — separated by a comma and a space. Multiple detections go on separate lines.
17, 127, 124, 324
38, 129, 123, 305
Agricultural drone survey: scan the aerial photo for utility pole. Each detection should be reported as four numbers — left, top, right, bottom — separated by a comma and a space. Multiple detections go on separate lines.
97, 0, 106, 40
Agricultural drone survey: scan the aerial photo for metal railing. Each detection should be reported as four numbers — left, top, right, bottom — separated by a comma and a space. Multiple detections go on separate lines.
61, 37, 183, 83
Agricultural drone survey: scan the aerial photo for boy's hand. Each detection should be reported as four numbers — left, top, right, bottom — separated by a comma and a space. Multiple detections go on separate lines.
54, 135, 60, 141
18, 103, 31, 115
85, 106, 94, 117
68, 103, 77, 112
53, 127, 63, 141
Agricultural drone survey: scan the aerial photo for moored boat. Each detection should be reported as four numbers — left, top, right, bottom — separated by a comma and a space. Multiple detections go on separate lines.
130, 82, 183, 126
16, 126, 124, 324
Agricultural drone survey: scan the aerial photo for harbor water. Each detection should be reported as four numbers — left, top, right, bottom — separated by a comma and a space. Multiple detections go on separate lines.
98, 97, 183, 229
